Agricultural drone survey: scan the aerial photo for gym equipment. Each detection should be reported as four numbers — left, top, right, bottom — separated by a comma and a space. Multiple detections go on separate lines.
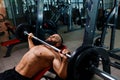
35, 0, 57, 42
72, 0, 82, 26
15, 23, 33, 41
44, 1, 81, 33
68, 0, 118, 78
15, 23, 118, 80
67, 0, 117, 79
43, 2, 70, 32
50, 4, 69, 24
96, 8, 105, 31
67, 46, 116, 80
1, 39, 21, 57
96, 0, 105, 31
15, 23, 71, 58
94, 0, 120, 69
43, 20, 57, 33
64, 3, 82, 33
32, 67, 51, 80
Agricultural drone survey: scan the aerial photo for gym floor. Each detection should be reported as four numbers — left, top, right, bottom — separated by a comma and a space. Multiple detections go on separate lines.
0, 24, 120, 80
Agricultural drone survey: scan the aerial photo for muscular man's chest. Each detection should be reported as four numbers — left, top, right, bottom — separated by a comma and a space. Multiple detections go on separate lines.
31, 46, 55, 57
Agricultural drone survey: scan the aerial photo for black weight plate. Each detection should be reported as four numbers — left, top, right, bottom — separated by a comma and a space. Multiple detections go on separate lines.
73, 48, 99, 80
15, 23, 33, 41
67, 45, 93, 80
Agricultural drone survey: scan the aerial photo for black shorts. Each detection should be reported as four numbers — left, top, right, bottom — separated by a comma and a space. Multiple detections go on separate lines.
0, 68, 31, 80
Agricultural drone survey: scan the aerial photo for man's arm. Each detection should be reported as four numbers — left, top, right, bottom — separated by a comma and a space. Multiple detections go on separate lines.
28, 33, 35, 49
53, 49, 69, 79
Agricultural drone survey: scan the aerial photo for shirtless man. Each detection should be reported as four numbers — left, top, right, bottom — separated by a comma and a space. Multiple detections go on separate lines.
0, 33, 69, 80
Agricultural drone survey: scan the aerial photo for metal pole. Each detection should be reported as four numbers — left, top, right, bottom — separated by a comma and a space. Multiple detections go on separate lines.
91, 66, 117, 80
110, 0, 119, 50
82, 0, 100, 46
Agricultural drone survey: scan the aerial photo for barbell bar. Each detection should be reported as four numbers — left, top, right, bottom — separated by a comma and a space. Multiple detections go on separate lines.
92, 66, 116, 80
24, 31, 71, 58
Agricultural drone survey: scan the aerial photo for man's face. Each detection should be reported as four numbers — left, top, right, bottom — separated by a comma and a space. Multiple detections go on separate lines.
45, 34, 62, 47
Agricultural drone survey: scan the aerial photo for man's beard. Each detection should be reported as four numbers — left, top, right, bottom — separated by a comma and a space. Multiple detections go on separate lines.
45, 40, 57, 46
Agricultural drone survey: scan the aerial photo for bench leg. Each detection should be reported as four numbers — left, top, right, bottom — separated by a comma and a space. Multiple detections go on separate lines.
4, 45, 14, 58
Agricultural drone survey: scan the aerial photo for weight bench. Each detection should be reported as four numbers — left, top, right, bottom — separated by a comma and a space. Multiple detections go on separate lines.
1, 38, 21, 57
32, 67, 51, 80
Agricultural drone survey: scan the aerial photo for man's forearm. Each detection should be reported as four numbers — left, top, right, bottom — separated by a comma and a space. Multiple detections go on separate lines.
28, 38, 34, 49
58, 61, 68, 79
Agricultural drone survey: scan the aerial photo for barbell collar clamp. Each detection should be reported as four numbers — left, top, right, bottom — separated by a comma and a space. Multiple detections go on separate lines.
24, 31, 71, 58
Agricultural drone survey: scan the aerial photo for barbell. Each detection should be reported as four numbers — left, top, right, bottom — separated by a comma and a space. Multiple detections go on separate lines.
15, 23, 71, 58
15, 23, 118, 80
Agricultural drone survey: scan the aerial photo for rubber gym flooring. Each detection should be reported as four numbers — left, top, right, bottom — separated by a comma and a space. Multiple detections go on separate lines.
0, 24, 120, 80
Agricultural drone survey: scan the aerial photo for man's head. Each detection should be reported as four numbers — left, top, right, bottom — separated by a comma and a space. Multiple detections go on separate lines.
45, 34, 63, 48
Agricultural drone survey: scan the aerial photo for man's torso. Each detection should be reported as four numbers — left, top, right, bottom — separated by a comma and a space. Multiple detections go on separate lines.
15, 45, 60, 78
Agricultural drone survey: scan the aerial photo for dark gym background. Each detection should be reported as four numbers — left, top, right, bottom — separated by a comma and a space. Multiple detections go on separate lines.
0, 0, 120, 80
